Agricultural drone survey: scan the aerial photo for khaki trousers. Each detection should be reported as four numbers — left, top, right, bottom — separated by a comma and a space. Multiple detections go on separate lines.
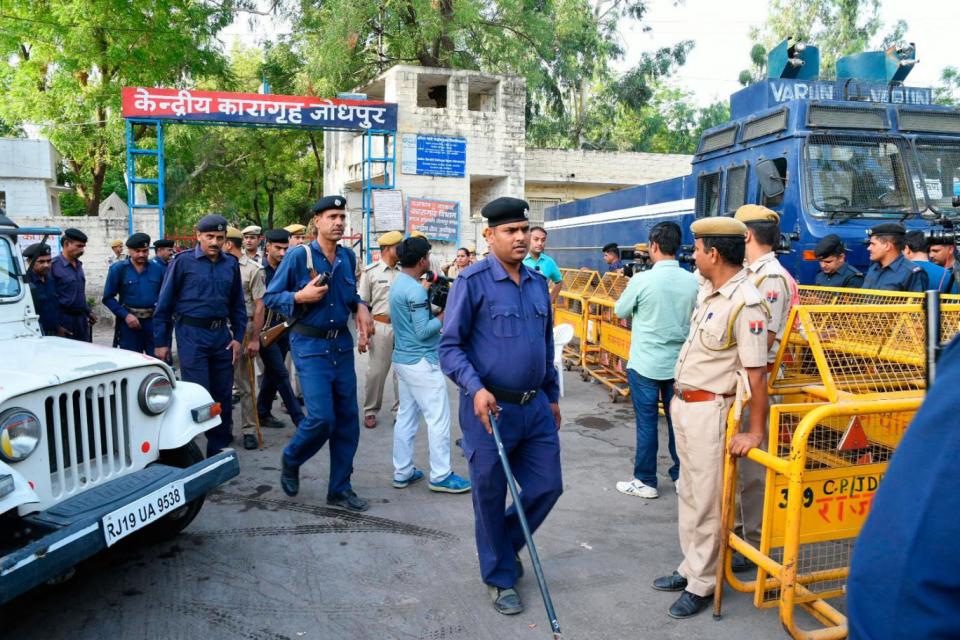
672, 394, 733, 597
736, 403, 768, 546
363, 320, 398, 416
233, 330, 257, 436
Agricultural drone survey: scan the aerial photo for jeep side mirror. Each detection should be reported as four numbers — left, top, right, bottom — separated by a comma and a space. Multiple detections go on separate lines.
756, 159, 786, 199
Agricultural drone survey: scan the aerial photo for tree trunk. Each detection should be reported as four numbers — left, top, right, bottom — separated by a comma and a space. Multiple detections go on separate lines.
308, 133, 323, 198
85, 162, 106, 216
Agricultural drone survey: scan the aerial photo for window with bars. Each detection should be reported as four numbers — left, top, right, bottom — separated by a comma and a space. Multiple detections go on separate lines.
725, 165, 748, 213
696, 172, 721, 217
528, 198, 560, 226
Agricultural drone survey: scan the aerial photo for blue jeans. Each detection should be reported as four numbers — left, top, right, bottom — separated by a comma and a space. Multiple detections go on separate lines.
627, 370, 679, 488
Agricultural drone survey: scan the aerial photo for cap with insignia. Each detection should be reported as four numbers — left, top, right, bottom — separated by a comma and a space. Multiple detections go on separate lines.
197, 214, 228, 233
378, 230, 404, 247
63, 228, 88, 243
241, 225, 262, 236
154, 239, 175, 249
264, 229, 290, 243
225, 226, 243, 241
110, 239, 123, 248
22, 242, 51, 259
126, 232, 151, 249
284, 223, 306, 235
690, 217, 748, 239
481, 197, 529, 227
310, 195, 346, 214
867, 222, 907, 238
734, 204, 780, 224
814, 234, 845, 258
409, 230, 427, 239
633, 243, 649, 253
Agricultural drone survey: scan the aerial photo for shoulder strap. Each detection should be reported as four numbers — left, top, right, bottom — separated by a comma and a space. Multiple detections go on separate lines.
304, 243, 317, 279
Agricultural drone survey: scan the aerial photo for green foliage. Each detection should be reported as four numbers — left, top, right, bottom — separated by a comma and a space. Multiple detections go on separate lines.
935, 67, 960, 107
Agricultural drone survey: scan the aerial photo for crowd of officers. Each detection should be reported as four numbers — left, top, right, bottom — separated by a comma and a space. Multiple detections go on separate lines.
15, 200, 960, 625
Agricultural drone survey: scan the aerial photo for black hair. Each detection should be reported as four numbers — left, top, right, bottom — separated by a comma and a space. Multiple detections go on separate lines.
457, 247, 469, 255
874, 234, 905, 253
530, 226, 547, 236
905, 230, 929, 254
649, 222, 681, 256
602, 242, 618, 254
702, 236, 745, 266
745, 220, 779, 248
397, 237, 431, 267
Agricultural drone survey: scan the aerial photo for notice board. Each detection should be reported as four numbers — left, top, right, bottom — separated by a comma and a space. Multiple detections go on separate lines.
407, 198, 459, 242
401, 134, 467, 177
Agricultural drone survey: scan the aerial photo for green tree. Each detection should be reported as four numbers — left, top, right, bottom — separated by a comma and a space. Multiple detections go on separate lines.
0, 1, 234, 216
935, 67, 960, 106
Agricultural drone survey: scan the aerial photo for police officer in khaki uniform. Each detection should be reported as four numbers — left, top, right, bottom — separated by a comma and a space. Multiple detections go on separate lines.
358, 230, 403, 428
225, 226, 267, 450
652, 216, 770, 619
241, 225, 263, 263
734, 204, 795, 565
285, 223, 307, 247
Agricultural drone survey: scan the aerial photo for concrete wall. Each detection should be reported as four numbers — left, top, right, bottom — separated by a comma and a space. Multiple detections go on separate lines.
0, 138, 65, 217
525, 148, 692, 188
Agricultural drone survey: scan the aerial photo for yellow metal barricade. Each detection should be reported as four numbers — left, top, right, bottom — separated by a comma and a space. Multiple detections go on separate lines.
554, 269, 600, 370
581, 272, 632, 401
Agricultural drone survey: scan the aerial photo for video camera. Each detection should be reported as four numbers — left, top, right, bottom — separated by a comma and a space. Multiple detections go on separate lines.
677, 244, 696, 266
923, 215, 958, 247
620, 244, 653, 277
421, 270, 451, 311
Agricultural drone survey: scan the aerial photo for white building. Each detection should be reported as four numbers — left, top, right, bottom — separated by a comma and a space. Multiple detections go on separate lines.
0, 138, 71, 216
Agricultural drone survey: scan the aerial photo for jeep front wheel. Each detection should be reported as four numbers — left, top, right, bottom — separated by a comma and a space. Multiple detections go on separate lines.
140, 441, 206, 542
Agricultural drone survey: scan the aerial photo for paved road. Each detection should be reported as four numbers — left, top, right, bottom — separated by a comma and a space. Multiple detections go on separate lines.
4, 343, 792, 639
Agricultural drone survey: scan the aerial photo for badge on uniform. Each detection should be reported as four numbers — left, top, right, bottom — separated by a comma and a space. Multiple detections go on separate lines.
765, 290, 779, 303
749, 320, 765, 335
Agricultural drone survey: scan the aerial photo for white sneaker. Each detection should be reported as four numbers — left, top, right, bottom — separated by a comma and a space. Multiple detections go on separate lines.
615, 478, 659, 499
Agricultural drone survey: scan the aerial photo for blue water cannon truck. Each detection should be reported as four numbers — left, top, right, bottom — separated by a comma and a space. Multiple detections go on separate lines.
545, 40, 960, 282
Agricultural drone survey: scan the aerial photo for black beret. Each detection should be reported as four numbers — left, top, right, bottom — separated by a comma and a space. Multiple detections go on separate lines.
197, 214, 228, 233
813, 234, 845, 258
311, 195, 346, 214
867, 222, 906, 238
602, 242, 619, 254
264, 229, 290, 243
63, 228, 88, 243
126, 232, 151, 249
23, 242, 51, 259
481, 197, 529, 227
153, 239, 175, 249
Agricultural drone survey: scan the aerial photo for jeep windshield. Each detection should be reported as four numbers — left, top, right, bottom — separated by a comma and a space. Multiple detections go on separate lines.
0, 237, 22, 299
914, 140, 960, 217
805, 136, 916, 217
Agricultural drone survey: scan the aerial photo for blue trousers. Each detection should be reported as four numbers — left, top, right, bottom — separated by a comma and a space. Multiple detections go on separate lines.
257, 337, 304, 425
460, 391, 562, 589
117, 316, 155, 356
627, 369, 679, 488
284, 334, 359, 496
175, 323, 234, 457
60, 313, 90, 342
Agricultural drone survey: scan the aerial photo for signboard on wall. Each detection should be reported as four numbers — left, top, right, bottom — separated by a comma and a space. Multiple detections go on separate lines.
372, 190, 404, 233
407, 198, 459, 242
17, 233, 61, 258
401, 134, 467, 177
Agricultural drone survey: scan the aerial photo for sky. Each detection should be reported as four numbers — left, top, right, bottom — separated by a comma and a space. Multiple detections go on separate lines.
219, 0, 959, 107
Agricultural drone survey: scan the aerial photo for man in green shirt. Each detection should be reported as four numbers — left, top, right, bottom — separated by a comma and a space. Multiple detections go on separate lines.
613, 222, 699, 499
523, 226, 563, 303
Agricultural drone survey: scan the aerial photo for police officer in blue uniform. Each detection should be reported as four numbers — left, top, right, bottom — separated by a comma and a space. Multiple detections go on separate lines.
862, 223, 928, 292
847, 334, 960, 639
152, 238, 175, 269
813, 234, 864, 288
102, 232, 166, 356
154, 215, 247, 457
263, 196, 375, 511
439, 197, 563, 616
50, 228, 97, 341
22, 242, 60, 336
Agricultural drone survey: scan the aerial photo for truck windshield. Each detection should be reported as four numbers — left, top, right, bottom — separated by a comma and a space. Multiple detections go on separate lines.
914, 141, 960, 216
805, 136, 915, 217
0, 238, 22, 299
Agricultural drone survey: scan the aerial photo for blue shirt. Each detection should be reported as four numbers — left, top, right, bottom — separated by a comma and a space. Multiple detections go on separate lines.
390, 272, 442, 365
151, 256, 170, 271
814, 262, 864, 288
862, 255, 928, 292
101, 258, 166, 319
522, 252, 563, 284
613, 260, 698, 380
27, 271, 60, 335
847, 334, 960, 639
607, 259, 623, 272
50, 254, 88, 312
912, 259, 956, 293
439, 257, 559, 403
153, 245, 247, 348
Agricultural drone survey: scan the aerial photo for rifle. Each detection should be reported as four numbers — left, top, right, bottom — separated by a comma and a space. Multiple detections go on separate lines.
259, 248, 326, 348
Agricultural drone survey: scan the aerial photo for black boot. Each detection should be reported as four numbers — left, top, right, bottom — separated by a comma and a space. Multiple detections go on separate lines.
280, 456, 299, 496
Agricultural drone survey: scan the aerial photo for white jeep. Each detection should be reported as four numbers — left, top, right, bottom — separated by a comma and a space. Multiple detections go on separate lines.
0, 216, 239, 604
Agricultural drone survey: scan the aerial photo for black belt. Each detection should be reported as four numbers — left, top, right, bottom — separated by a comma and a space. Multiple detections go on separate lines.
291, 324, 347, 340
59, 306, 85, 316
180, 315, 229, 330
485, 383, 539, 406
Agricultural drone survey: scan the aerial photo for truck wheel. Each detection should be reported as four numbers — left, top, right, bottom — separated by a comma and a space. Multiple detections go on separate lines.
140, 441, 206, 543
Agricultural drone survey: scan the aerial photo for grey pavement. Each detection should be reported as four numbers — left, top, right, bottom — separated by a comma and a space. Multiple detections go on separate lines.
3, 338, 795, 639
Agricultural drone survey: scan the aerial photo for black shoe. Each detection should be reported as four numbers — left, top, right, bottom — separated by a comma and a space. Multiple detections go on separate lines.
327, 489, 369, 512
487, 585, 523, 615
731, 551, 756, 574
259, 414, 285, 429
668, 591, 711, 619
652, 571, 688, 592
280, 457, 299, 496
242, 434, 258, 450
515, 554, 523, 579
232, 392, 241, 404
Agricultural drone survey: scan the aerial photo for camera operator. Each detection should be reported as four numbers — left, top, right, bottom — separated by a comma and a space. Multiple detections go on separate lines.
388, 237, 471, 494
928, 234, 959, 293
904, 231, 956, 293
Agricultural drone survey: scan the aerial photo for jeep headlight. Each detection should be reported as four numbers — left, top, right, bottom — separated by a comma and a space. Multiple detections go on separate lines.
0, 408, 42, 463
139, 374, 173, 415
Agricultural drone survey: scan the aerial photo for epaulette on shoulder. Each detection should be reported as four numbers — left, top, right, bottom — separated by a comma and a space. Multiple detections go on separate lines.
363, 261, 379, 272
911, 265, 923, 273
740, 282, 764, 307
461, 261, 491, 279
